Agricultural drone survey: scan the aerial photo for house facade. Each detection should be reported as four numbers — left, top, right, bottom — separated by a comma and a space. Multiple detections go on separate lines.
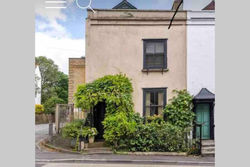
68, 0, 215, 144
85, 6, 187, 117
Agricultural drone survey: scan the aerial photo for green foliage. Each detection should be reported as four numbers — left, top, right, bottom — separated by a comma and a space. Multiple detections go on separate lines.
62, 119, 98, 149
103, 112, 188, 152
163, 90, 194, 129
35, 104, 44, 114
44, 96, 64, 114
74, 74, 136, 148
146, 114, 164, 124
86, 127, 98, 137
54, 71, 68, 103
35, 56, 68, 111
187, 139, 201, 155
74, 75, 191, 152
74, 74, 134, 115
103, 112, 137, 148
62, 119, 86, 139
122, 122, 188, 152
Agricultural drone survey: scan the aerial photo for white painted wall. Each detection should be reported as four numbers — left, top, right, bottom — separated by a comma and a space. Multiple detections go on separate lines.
35, 66, 42, 104
187, 11, 215, 96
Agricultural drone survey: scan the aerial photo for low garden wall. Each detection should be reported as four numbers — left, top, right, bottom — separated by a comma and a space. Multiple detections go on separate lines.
35, 114, 55, 124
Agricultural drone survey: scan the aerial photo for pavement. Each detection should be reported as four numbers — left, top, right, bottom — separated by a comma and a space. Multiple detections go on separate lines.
35, 124, 215, 167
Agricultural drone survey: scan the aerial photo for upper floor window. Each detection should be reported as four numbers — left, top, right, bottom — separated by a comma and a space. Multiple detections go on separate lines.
143, 88, 167, 117
143, 39, 167, 70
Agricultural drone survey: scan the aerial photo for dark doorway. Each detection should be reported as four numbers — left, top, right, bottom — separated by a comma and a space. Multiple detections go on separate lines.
93, 102, 106, 140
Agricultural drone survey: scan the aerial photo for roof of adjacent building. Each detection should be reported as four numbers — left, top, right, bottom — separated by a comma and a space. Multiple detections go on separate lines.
194, 88, 215, 100
113, 0, 137, 9
171, 0, 183, 10
202, 0, 215, 10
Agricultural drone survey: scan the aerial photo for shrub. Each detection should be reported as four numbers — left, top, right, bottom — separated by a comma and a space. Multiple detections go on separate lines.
146, 114, 164, 124
44, 96, 64, 114
62, 119, 86, 139
61, 119, 99, 149
126, 122, 188, 152
163, 90, 194, 129
103, 112, 137, 148
35, 104, 44, 114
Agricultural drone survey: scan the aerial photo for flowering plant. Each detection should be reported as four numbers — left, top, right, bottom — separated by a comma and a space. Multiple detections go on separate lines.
87, 127, 98, 137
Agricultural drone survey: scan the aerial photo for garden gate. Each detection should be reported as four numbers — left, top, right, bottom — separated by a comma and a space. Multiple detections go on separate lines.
55, 104, 74, 134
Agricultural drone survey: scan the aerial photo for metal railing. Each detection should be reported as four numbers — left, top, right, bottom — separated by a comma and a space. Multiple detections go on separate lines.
195, 123, 202, 155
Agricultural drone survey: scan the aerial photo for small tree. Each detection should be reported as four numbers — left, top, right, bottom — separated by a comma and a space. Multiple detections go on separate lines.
163, 90, 194, 129
44, 96, 64, 115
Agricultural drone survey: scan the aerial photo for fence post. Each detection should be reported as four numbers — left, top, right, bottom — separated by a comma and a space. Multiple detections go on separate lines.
199, 124, 202, 155
55, 104, 60, 134
69, 104, 74, 122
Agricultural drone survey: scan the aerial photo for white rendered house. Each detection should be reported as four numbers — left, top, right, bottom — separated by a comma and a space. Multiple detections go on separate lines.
186, 9, 215, 142
35, 65, 41, 104
187, 10, 215, 96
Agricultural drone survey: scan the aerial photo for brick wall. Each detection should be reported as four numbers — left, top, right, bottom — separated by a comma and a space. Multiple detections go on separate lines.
68, 58, 85, 104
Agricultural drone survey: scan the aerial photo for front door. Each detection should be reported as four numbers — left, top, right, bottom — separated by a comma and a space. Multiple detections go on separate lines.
196, 104, 210, 139
93, 102, 106, 140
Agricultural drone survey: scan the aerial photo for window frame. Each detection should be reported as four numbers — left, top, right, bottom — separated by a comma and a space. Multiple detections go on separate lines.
142, 87, 167, 117
143, 39, 168, 70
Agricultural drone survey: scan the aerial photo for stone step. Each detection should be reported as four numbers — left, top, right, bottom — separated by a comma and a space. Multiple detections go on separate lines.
85, 147, 113, 154
201, 140, 215, 157
202, 152, 215, 157
202, 146, 215, 152
88, 142, 105, 148
202, 140, 215, 147
86, 147, 111, 151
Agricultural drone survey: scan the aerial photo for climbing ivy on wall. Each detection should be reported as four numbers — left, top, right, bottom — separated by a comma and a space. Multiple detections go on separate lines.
74, 74, 134, 116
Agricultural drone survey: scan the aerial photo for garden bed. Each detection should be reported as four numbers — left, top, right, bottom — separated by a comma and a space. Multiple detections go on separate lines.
41, 136, 188, 156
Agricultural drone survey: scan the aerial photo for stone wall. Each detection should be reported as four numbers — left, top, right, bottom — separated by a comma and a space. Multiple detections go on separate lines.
68, 58, 86, 104
35, 114, 55, 124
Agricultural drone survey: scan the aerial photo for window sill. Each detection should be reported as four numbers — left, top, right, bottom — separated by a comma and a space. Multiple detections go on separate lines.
141, 68, 169, 73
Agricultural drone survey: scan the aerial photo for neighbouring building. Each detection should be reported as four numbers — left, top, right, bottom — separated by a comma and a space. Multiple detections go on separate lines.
35, 64, 41, 105
68, 58, 86, 118
187, 9, 215, 140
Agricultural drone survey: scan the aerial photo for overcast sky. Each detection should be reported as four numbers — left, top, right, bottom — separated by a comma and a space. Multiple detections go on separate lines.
35, 0, 213, 74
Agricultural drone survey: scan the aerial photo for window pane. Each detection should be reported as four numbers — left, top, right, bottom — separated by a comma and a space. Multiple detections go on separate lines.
146, 92, 150, 106
154, 54, 164, 66
144, 40, 166, 69
155, 92, 158, 105
145, 107, 150, 117
150, 106, 156, 116
146, 43, 155, 54
158, 92, 164, 106
145, 54, 154, 67
146, 54, 164, 68
157, 106, 164, 115
150, 92, 154, 105
155, 43, 164, 53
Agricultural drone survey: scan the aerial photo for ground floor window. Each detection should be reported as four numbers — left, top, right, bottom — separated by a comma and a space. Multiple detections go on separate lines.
143, 88, 167, 117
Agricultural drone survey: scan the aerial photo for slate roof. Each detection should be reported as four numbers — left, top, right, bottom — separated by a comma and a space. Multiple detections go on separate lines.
202, 0, 215, 10
194, 88, 215, 100
113, 0, 137, 9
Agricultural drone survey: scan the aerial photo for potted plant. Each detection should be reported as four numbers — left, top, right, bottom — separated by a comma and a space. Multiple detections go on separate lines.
87, 127, 98, 143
